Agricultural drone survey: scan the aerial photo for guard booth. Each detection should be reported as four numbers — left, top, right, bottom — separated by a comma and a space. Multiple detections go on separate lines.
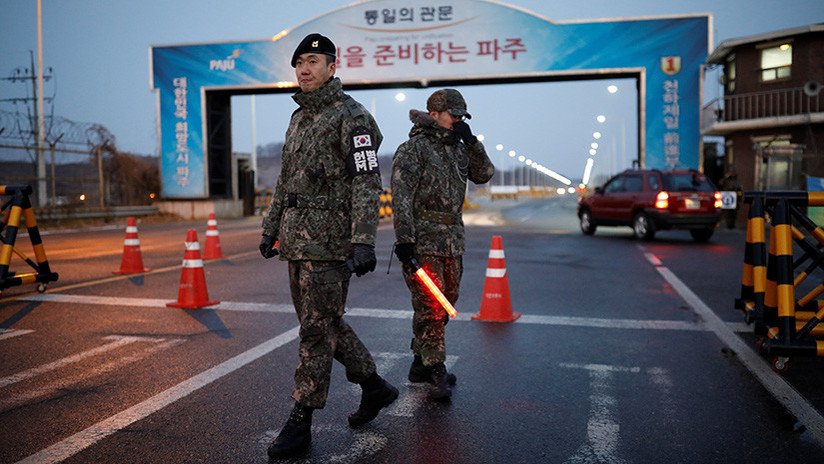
149, 0, 710, 218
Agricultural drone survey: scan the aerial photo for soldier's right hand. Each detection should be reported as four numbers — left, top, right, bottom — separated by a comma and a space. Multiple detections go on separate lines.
452, 121, 477, 147
394, 242, 415, 266
259, 234, 278, 259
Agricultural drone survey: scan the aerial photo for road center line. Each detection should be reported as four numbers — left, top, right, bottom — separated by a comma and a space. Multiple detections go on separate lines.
642, 248, 824, 448
15, 325, 300, 464
19, 293, 717, 332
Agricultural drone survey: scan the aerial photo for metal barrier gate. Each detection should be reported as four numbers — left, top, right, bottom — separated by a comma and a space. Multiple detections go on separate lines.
0, 185, 59, 295
737, 191, 824, 373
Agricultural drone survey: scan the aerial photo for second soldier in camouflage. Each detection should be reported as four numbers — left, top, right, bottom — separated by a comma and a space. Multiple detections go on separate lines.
391, 89, 495, 400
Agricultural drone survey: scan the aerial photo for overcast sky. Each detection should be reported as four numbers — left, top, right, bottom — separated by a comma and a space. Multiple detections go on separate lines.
1, 0, 821, 185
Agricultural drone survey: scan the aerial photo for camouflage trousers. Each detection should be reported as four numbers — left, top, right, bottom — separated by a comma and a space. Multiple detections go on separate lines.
288, 260, 376, 409
402, 255, 462, 367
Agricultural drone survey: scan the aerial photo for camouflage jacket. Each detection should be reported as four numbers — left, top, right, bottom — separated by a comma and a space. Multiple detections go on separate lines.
262, 77, 383, 261
391, 109, 494, 256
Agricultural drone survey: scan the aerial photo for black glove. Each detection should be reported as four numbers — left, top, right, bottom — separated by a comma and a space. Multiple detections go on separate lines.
351, 244, 376, 277
259, 234, 278, 259
452, 121, 477, 147
394, 242, 415, 267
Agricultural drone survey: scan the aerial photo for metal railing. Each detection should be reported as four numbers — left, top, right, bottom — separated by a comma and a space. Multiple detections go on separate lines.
703, 86, 822, 124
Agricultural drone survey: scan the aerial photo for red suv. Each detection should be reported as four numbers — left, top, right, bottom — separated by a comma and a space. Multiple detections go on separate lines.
577, 169, 721, 242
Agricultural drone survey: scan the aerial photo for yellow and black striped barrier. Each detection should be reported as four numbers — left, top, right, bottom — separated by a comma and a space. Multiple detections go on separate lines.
739, 192, 824, 372
0, 185, 59, 295
379, 189, 393, 219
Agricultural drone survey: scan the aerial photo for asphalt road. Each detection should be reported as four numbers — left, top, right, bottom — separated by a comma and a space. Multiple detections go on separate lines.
1, 195, 824, 463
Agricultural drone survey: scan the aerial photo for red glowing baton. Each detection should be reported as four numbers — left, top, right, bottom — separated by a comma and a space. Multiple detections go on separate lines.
411, 260, 458, 318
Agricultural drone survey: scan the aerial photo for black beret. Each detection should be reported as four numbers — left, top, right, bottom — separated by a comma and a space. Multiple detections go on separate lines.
291, 33, 336, 67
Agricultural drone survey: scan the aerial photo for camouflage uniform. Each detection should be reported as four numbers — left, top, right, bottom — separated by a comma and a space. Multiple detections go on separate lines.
391, 109, 495, 367
262, 77, 383, 409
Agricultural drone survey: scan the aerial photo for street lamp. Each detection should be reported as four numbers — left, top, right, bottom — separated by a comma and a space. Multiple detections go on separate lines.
597, 115, 606, 123
607, 85, 618, 94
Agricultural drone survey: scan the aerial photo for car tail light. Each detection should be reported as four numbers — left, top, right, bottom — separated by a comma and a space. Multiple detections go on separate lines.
714, 191, 722, 209
655, 191, 669, 209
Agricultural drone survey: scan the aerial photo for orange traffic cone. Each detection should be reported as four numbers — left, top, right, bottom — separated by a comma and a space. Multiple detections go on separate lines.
472, 235, 520, 322
203, 212, 223, 259
167, 229, 219, 309
113, 217, 150, 274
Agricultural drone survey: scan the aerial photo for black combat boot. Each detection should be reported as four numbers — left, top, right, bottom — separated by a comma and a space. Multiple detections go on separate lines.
429, 363, 452, 401
267, 402, 313, 459
408, 355, 457, 385
348, 372, 399, 427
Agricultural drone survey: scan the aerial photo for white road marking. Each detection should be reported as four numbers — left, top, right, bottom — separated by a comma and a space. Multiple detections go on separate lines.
643, 252, 662, 266
0, 335, 162, 389
559, 363, 640, 373
20, 293, 713, 332
518, 314, 703, 331
646, 367, 677, 422
640, 246, 824, 448
0, 338, 183, 412
561, 362, 630, 464
15, 326, 300, 464
0, 328, 34, 341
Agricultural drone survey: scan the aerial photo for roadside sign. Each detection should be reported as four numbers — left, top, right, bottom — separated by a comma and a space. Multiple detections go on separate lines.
720, 191, 737, 209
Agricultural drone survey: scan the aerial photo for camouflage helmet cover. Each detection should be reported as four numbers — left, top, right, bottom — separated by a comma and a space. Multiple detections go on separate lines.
426, 89, 471, 119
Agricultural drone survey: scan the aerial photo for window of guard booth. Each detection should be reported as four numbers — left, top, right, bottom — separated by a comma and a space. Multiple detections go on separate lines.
760, 43, 792, 82
755, 139, 803, 190
725, 54, 736, 93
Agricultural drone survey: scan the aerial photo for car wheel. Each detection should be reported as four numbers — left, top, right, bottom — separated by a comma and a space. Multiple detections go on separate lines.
632, 213, 655, 240
580, 210, 597, 235
690, 227, 714, 242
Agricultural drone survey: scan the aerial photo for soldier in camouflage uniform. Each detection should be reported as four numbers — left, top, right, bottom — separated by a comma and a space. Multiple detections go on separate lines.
259, 33, 398, 459
391, 89, 495, 400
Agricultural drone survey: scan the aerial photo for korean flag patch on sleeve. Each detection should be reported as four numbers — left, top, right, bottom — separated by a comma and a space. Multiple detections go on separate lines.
346, 126, 380, 176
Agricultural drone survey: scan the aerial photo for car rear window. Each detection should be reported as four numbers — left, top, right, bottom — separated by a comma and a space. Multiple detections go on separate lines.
662, 173, 716, 192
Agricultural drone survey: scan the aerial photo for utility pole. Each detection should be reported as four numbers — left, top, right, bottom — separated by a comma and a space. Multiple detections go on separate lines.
0, 53, 54, 205
1, 59, 54, 205
0, 2, 53, 208
36, 0, 47, 207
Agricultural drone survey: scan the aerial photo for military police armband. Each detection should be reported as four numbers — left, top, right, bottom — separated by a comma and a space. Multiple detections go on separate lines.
346, 126, 380, 177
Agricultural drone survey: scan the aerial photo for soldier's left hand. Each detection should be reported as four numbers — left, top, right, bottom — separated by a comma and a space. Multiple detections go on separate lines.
259, 234, 278, 259
351, 243, 377, 276
452, 121, 477, 146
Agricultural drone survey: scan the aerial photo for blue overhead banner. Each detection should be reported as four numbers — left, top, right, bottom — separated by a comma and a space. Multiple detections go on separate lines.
150, 0, 709, 198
